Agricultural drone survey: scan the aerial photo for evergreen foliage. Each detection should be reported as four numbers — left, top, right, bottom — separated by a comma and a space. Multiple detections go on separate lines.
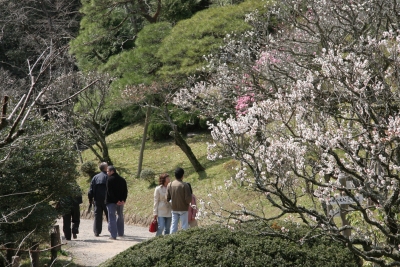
156, 0, 268, 83
140, 168, 156, 184
70, 0, 136, 71
70, 0, 209, 73
0, 1, 81, 78
103, 22, 172, 89
159, 0, 210, 23
0, 119, 80, 245
81, 161, 98, 179
100, 222, 361, 267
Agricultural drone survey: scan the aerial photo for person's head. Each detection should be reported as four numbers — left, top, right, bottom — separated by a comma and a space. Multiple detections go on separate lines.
158, 173, 170, 186
99, 162, 108, 172
187, 182, 193, 194
174, 167, 184, 180
107, 165, 116, 175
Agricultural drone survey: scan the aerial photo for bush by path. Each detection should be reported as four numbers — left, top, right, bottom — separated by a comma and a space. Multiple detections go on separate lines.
100, 222, 361, 267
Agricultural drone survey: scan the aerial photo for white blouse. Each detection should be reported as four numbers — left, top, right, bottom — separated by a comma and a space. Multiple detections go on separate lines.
153, 185, 172, 217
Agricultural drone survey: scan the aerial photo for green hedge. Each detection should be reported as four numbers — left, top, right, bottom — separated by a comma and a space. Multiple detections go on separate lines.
100, 222, 361, 267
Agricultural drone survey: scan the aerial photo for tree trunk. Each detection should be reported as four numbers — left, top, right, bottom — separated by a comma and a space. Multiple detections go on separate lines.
171, 125, 205, 172
76, 143, 83, 163
101, 143, 113, 165
86, 120, 113, 165
136, 107, 151, 178
163, 106, 205, 172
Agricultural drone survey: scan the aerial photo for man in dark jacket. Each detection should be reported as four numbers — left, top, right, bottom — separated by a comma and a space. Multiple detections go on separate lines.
105, 165, 128, 240
60, 190, 83, 240
88, 162, 108, 236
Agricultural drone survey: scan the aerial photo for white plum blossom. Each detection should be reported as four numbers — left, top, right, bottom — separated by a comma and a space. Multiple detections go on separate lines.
174, 0, 400, 265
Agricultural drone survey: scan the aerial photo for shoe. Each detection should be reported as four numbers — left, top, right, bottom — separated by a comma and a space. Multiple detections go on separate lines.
94, 234, 99, 237
109, 237, 116, 240
66, 238, 71, 241
73, 234, 77, 239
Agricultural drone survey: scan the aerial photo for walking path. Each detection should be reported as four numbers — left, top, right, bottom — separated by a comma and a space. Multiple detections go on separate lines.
57, 218, 154, 267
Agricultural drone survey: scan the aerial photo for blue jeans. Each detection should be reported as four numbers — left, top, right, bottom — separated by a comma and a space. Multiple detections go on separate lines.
106, 203, 124, 238
156, 216, 172, 236
170, 211, 189, 234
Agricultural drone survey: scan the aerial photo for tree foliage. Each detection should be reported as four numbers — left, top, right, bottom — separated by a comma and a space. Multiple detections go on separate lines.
103, 22, 172, 88
0, 0, 81, 78
72, 72, 115, 165
70, 0, 208, 72
175, 0, 400, 265
70, 0, 138, 71
158, 0, 210, 24
156, 0, 267, 83
0, 118, 79, 246
0, 2, 95, 256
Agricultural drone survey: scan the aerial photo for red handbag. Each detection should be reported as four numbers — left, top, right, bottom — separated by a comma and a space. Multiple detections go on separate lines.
149, 219, 158, 233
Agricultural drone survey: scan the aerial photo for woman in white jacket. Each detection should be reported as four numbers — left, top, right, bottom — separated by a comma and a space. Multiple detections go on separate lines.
153, 173, 172, 236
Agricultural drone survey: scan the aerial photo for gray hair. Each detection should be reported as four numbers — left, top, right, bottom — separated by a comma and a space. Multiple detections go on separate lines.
99, 162, 108, 172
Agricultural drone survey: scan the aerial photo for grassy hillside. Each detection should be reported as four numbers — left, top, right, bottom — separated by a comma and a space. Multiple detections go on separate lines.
77, 124, 277, 226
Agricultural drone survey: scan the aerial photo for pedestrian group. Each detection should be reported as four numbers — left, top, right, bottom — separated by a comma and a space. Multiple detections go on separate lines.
62, 163, 196, 241
153, 167, 198, 236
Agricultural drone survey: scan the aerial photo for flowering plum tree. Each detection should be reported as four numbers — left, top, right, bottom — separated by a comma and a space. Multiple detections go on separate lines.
175, 0, 400, 265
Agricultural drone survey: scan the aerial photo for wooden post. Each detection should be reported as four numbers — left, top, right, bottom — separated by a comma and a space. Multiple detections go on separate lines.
323, 174, 333, 217
338, 174, 351, 238
6, 244, 13, 265
11, 256, 20, 267
50, 225, 61, 264
0, 252, 6, 267
30, 243, 40, 267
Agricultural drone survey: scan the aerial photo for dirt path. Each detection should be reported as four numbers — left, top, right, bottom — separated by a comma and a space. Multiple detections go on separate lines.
57, 218, 155, 267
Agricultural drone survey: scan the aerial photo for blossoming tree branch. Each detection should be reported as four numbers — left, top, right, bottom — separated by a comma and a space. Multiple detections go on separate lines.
175, 0, 400, 265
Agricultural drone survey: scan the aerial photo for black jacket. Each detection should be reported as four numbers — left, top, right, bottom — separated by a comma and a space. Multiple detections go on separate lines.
105, 173, 128, 204
88, 171, 108, 202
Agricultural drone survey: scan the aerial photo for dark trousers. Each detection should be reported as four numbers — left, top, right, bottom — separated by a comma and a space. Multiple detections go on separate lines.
62, 204, 80, 240
93, 200, 108, 235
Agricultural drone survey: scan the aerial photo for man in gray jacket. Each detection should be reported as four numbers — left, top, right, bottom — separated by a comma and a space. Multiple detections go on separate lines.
167, 167, 192, 233
88, 162, 108, 236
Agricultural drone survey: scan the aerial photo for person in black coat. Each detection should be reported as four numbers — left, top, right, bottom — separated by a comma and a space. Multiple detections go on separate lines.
88, 162, 108, 236
105, 165, 128, 240
60, 190, 82, 240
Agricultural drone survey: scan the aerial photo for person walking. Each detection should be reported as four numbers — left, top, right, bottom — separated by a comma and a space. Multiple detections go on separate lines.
105, 165, 128, 240
167, 167, 192, 234
187, 183, 198, 228
153, 173, 172, 236
60, 189, 83, 240
88, 162, 109, 236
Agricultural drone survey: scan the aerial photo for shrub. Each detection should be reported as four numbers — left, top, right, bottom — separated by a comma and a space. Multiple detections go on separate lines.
105, 110, 131, 135
120, 104, 145, 125
148, 122, 171, 141
148, 107, 209, 141
140, 169, 156, 185
80, 161, 97, 179
100, 222, 361, 267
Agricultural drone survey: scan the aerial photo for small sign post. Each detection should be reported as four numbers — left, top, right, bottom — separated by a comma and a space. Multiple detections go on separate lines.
326, 174, 362, 238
